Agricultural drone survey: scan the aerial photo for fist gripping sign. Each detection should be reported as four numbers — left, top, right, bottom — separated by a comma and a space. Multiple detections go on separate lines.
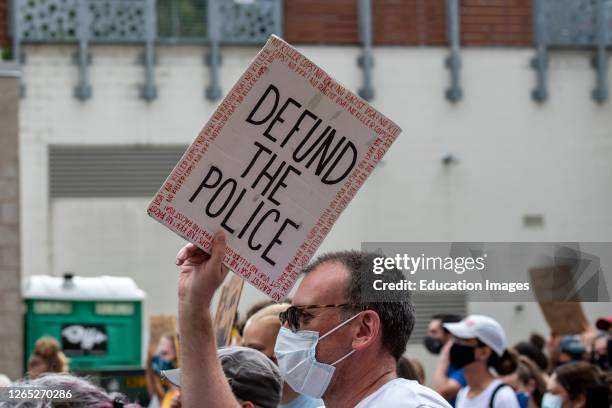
147, 36, 401, 301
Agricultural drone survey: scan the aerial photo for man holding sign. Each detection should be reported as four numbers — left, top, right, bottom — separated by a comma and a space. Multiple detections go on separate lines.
153, 36, 448, 407
176, 233, 450, 408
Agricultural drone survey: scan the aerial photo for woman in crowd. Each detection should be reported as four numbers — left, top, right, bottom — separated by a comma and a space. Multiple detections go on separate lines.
543, 361, 611, 408
514, 334, 549, 376
146, 333, 179, 408
503, 355, 547, 408
396, 356, 426, 384
27, 337, 69, 379
589, 331, 610, 372
444, 315, 520, 408
241, 303, 323, 408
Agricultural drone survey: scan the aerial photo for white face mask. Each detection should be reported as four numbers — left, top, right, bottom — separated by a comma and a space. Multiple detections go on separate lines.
274, 313, 360, 399
541, 392, 563, 408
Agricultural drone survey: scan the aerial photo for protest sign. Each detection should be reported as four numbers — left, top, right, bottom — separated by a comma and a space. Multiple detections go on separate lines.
147, 35, 401, 300
529, 266, 590, 335
213, 273, 245, 347
536, 302, 590, 335
148, 315, 178, 354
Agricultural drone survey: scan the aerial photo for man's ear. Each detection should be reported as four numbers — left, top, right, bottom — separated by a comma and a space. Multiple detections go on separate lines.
352, 310, 380, 351
239, 401, 256, 408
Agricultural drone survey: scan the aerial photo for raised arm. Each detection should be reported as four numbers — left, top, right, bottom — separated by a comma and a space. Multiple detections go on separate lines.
431, 340, 461, 402
176, 232, 240, 408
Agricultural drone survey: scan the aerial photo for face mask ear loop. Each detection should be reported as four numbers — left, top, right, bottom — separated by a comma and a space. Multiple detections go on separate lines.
319, 312, 361, 341
331, 349, 356, 366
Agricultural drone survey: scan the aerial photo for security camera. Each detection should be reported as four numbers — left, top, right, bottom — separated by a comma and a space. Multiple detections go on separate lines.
442, 153, 458, 165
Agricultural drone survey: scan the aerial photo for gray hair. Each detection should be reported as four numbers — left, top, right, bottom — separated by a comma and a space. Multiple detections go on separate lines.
0, 373, 120, 408
303, 250, 415, 360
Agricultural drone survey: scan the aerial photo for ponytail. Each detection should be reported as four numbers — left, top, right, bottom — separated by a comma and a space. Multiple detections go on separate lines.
515, 355, 547, 407
487, 349, 518, 376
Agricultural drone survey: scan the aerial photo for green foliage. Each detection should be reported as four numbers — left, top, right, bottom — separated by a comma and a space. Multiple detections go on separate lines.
1, 47, 12, 61
157, 0, 208, 38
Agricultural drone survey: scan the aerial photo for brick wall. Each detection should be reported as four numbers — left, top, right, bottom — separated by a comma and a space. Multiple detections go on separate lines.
0, 63, 22, 380
284, 0, 359, 45
0, 0, 8, 49
373, 0, 447, 45
461, 0, 533, 46
284, 0, 532, 47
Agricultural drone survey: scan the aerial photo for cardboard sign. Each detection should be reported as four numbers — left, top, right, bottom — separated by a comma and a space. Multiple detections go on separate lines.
529, 266, 590, 335
147, 35, 401, 300
149, 315, 177, 354
213, 273, 245, 347
536, 302, 590, 335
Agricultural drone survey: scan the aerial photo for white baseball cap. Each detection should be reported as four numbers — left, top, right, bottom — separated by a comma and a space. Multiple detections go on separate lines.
443, 314, 507, 356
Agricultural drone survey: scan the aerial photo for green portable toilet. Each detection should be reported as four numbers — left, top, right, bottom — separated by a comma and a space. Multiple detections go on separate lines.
23, 274, 145, 370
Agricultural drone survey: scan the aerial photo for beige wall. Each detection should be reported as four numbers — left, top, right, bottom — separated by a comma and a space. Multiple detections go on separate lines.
0, 62, 22, 380
18, 45, 612, 370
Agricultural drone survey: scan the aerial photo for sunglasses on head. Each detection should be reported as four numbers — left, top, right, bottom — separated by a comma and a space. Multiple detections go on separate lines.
279, 303, 349, 332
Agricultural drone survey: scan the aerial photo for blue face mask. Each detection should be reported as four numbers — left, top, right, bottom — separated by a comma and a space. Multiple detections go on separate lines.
541, 392, 563, 408
152, 354, 176, 376
274, 313, 360, 399
516, 392, 529, 408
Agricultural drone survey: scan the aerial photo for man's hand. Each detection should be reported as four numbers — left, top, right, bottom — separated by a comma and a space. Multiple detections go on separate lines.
439, 339, 452, 365
432, 340, 460, 401
176, 232, 229, 311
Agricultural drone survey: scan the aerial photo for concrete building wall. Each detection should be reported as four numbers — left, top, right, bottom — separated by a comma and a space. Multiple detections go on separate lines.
0, 62, 22, 380
18, 45, 612, 370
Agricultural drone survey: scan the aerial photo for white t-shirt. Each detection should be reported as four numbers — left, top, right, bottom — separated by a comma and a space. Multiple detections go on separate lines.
353, 378, 452, 408
455, 379, 520, 408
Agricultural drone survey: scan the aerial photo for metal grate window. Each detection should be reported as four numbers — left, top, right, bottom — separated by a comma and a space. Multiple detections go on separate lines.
408, 291, 467, 344
49, 145, 187, 198
15, 0, 283, 44
540, 0, 612, 47
157, 0, 208, 40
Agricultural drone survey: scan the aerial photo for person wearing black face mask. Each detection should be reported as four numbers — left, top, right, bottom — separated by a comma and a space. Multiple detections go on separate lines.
426, 314, 467, 406
444, 315, 521, 408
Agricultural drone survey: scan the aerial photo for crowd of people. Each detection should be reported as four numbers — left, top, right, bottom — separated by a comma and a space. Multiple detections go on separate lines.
423, 313, 612, 408
1, 234, 611, 407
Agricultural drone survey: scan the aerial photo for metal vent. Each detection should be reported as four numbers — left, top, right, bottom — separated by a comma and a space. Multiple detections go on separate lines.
49, 145, 187, 198
408, 291, 467, 344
